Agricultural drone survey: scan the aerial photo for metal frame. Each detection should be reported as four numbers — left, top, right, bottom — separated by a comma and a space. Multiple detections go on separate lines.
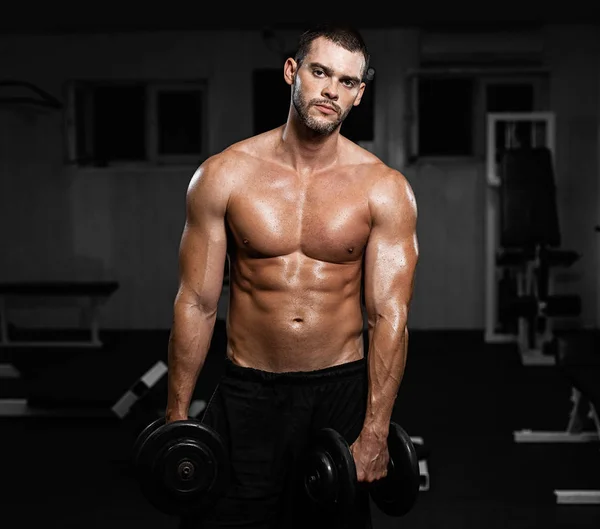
514, 387, 600, 505
555, 491, 600, 505
64, 79, 208, 168
514, 388, 600, 443
484, 112, 556, 366
0, 294, 104, 349
0, 283, 116, 416
411, 436, 430, 492
0, 398, 111, 418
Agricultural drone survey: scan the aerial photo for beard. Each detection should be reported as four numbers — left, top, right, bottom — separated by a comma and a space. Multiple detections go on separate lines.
292, 82, 353, 136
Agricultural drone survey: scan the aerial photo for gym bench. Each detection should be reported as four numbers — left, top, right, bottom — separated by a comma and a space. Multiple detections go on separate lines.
514, 331, 600, 504
0, 280, 118, 417
0, 281, 119, 348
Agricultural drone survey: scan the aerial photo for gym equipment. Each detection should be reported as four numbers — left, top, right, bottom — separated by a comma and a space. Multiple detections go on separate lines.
0, 281, 119, 417
369, 422, 421, 516
412, 436, 431, 492
0, 281, 119, 348
112, 361, 169, 421
112, 360, 206, 435
0, 80, 63, 109
303, 422, 420, 518
484, 113, 581, 366
513, 330, 600, 505
304, 428, 357, 517
132, 417, 230, 516
500, 294, 581, 321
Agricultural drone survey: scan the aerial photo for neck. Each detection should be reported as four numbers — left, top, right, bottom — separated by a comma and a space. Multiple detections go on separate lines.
279, 108, 340, 174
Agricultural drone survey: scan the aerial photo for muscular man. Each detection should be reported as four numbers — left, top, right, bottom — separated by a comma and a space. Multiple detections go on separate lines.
166, 24, 418, 529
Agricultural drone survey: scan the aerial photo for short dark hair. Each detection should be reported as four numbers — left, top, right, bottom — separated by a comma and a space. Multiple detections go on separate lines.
294, 24, 370, 81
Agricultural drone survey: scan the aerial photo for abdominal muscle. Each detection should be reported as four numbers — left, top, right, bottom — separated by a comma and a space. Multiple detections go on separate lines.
225, 256, 366, 372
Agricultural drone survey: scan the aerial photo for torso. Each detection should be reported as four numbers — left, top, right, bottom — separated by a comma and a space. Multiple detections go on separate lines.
223, 128, 384, 372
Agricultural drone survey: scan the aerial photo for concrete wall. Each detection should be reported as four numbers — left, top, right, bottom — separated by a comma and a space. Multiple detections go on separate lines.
597, 33, 600, 331
0, 26, 598, 330
543, 26, 599, 329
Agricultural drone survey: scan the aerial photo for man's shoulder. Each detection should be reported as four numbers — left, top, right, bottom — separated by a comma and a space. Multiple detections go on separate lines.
188, 129, 280, 197
342, 140, 406, 184
202, 128, 280, 172
342, 143, 415, 211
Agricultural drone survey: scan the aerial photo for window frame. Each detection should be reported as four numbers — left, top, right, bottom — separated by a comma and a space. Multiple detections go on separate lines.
406, 68, 550, 163
64, 79, 209, 169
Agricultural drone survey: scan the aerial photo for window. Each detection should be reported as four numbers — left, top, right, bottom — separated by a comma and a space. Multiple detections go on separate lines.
417, 76, 474, 157
65, 80, 208, 167
484, 81, 539, 158
486, 83, 534, 112
407, 71, 549, 161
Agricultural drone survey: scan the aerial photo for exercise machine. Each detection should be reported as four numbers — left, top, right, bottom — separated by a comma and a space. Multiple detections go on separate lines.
514, 331, 600, 504
484, 112, 581, 366
0, 280, 119, 417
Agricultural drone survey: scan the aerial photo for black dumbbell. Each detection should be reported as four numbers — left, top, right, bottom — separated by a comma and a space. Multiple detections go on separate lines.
303, 422, 420, 518
132, 417, 230, 516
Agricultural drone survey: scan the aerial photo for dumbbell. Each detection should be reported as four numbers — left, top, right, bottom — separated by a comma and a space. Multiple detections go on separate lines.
303, 422, 420, 518
132, 417, 230, 516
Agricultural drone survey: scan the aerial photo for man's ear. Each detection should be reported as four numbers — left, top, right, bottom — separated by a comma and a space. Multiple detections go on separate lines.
353, 82, 366, 107
283, 58, 297, 86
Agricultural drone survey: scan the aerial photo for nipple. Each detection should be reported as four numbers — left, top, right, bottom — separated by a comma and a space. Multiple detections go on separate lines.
243, 238, 249, 245
348, 248, 354, 254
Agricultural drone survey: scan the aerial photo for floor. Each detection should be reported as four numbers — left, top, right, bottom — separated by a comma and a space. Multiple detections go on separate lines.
1, 323, 599, 528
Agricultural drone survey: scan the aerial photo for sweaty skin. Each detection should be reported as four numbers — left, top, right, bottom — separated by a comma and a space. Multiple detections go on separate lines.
166, 36, 419, 485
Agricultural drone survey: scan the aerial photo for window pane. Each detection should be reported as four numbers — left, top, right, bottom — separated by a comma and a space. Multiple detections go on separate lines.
74, 85, 92, 163
488, 84, 535, 154
486, 84, 533, 112
94, 85, 146, 162
418, 77, 473, 156
158, 90, 203, 155
253, 69, 289, 135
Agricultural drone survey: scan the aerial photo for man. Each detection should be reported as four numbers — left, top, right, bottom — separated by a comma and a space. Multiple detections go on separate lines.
166, 24, 419, 529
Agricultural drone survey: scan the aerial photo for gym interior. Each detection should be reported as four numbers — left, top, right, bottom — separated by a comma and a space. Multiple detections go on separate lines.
1, 8, 599, 529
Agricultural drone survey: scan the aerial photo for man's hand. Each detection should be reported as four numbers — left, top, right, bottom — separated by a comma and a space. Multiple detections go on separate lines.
350, 429, 390, 484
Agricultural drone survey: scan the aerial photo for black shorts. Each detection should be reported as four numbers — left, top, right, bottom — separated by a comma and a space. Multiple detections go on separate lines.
179, 356, 372, 529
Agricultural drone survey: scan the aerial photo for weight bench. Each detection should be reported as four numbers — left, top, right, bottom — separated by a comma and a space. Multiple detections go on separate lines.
513, 331, 600, 504
0, 281, 119, 348
497, 147, 581, 366
0, 281, 119, 417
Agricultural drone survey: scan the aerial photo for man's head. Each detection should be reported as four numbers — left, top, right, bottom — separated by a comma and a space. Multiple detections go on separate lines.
284, 24, 370, 136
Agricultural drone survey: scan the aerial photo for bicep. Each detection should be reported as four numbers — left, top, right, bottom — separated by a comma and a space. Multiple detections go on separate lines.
177, 164, 230, 313
363, 173, 418, 326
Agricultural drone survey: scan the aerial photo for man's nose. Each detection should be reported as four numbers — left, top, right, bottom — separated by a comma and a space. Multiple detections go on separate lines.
322, 80, 339, 101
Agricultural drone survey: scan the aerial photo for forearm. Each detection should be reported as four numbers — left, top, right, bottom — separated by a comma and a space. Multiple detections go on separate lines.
363, 317, 409, 437
166, 300, 217, 421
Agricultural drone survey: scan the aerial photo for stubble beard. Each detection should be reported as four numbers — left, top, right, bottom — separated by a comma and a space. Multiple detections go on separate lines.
292, 82, 352, 136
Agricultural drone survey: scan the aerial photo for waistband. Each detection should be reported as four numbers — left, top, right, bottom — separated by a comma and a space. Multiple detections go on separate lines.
223, 356, 367, 385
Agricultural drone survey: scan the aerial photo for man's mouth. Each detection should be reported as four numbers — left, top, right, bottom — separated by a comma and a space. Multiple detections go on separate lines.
314, 104, 337, 115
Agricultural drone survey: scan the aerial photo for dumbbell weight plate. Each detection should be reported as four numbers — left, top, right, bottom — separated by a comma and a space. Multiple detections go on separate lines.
303, 428, 357, 513
132, 417, 166, 469
369, 422, 419, 516
135, 419, 230, 516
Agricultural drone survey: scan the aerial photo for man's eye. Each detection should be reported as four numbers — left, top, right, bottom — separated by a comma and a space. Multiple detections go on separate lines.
314, 70, 324, 76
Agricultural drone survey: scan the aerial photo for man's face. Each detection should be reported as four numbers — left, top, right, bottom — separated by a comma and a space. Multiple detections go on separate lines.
289, 37, 366, 135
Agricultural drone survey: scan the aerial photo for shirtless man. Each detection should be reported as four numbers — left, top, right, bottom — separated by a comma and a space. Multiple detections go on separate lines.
165, 24, 419, 529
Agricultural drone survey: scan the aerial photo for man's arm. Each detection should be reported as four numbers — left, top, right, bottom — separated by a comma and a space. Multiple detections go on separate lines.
362, 168, 418, 437
165, 155, 232, 423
